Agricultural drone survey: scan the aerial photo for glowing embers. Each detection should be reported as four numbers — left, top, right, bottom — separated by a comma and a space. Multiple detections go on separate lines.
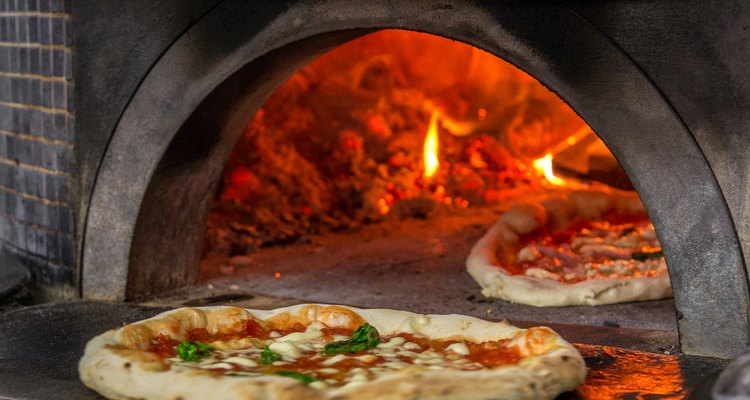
203, 29, 619, 267
573, 345, 686, 399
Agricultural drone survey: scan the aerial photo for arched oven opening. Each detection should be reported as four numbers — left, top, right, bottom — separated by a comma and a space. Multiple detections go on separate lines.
80, 1, 748, 361
199, 29, 669, 330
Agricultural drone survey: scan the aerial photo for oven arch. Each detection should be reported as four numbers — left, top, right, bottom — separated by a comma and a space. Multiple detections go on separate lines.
81, 0, 748, 358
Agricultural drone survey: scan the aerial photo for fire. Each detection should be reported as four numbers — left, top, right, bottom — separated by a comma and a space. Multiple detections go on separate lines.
423, 110, 440, 179
532, 153, 566, 186
376, 198, 391, 215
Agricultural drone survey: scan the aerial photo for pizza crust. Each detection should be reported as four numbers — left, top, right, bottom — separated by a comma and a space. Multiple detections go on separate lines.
79, 304, 586, 400
466, 189, 673, 307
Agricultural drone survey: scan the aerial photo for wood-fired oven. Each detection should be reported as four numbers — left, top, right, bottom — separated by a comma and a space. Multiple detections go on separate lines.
2, 1, 749, 373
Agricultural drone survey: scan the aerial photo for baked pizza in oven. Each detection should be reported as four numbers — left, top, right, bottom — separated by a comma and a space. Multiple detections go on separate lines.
79, 304, 586, 399
466, 189, 671, 306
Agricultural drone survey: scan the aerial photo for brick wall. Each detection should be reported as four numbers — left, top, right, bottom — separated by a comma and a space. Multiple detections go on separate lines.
0, 0, 76, 299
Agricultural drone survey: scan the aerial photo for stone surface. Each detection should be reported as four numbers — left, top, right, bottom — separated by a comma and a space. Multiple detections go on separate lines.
190, 207, 680, 332
0, 302, 168, 399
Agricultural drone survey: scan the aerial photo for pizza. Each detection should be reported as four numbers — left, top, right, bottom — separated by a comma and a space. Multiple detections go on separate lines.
79, 304, 586, 400
466, 189, 672, 306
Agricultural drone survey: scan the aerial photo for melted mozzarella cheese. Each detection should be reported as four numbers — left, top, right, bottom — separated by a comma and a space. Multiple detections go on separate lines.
322, 354, 347, 366
200, 362, 234, 369
516, 245, 541, 262
446, 342, 470, 355
525, 267, 562, 281
377, 336, 406, 348
277, 329, 324, 344
268, 341, 302, 359
223, 356, 258, 367
517, 220, 666, 283
172, 322, 493, 388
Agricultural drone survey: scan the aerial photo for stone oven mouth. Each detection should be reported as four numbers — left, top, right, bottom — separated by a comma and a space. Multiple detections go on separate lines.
77, 1, 749, 365
200, 30, 632, 262
187, 30, 674, 332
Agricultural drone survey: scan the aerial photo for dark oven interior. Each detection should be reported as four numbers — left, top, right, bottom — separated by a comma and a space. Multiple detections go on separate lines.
2, 1, 750, 398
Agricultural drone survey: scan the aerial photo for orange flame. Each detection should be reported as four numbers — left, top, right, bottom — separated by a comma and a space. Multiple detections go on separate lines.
423, 111, 440, 179
532, 154, 565, 186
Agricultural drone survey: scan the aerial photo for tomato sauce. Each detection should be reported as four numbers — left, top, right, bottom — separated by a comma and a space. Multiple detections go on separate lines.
147, 320, 329, 359
240, 319, 271, 339
147, 333, 179, 358
394, 333, 452, 352
320, 327, 355, 338
393, 333, 521, 367
148, 322, 525, 384
265, 351, 386, 382
187, 328, 212, 342
276, 323, 308, 336
501, 210, 660, 282
519, 211, 650, 248
466, 340, 522, 366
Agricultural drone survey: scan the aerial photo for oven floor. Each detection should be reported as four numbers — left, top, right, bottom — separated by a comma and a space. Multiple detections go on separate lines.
195, 206, 677, 331
0, 301, 727, 399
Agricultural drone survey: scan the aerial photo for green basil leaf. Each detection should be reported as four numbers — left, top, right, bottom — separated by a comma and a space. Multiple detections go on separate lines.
261, 346, 282, 364
175, 340, 214, 362
632, 250, 664, 262
619, 227, 637, 237
275, 370, 318, 384
323, 323, 380, 355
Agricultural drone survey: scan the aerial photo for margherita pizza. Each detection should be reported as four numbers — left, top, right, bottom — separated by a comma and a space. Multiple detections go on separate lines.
79, 304, 586, 399
466, 189, 672, 306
